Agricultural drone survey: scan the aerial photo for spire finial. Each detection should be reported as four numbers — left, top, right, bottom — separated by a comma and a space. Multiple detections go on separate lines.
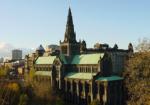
68, 0, 71, 8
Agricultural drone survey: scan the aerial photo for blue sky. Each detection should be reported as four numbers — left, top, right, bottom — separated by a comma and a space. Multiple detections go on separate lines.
0, 0, 150, 50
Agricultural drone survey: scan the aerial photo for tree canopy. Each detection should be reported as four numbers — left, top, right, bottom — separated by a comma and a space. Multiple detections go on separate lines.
123, 38, 150, 105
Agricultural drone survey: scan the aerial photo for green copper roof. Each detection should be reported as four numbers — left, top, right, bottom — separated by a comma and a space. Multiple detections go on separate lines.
65, 72, 96, 80
59, 54, 67, 64
71, 53, 104, 64
35, 56, 56, 64
96, 76, 123, 81
35, 71, 51, 76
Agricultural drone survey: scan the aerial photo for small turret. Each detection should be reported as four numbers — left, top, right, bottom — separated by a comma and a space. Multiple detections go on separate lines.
36, 44, 45, 56
80, 40, 87, 53
113, 44, 118, 50
128, 43, 134, 52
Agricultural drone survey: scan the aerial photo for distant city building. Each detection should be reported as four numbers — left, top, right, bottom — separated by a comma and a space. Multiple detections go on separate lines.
46, 44, 59, 53
0, 57, 4, 63
25, 8, 133, 105
12, 49, 22, 60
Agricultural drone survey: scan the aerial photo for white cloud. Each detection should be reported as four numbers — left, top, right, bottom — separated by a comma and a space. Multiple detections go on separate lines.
0, 42, 34, 58
0, 42, 14, 50
0, 42, 14, 58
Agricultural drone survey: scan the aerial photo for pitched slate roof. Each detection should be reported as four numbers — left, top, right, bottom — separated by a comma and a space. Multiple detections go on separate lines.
35, 71, 51, 76
35, 56, 56, 64
96, 76, 123, 81
65, 72, 96, 80
71, 53, 104, 64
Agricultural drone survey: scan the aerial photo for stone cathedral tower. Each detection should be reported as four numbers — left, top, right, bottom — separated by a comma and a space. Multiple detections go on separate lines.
26, 6, 130, 105
60, 8, 80, 57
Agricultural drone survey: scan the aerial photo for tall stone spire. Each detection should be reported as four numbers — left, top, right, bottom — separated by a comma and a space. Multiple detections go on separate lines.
64, 7, 76, 43
60, 7, 80, 56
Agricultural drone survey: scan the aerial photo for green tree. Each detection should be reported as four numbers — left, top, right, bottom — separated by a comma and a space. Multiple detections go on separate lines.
90, 99, 101, 105
18, 94, 29, 105
24, 67, 35, 86
136, 38, 150, 52
0, 65, 9, 76
123, 38, 150, 105
55, 97, 65, 105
